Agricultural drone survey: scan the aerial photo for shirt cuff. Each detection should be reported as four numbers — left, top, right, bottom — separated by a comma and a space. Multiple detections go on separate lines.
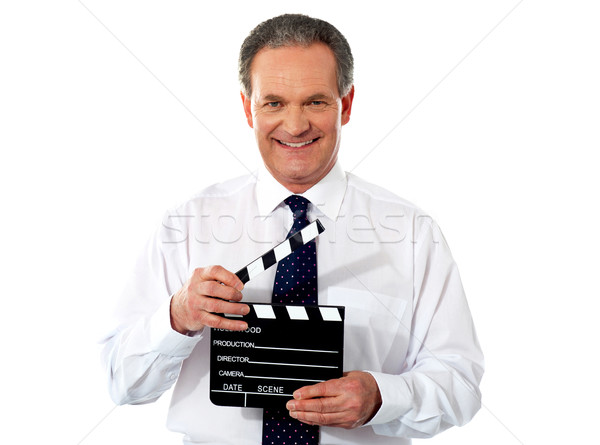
363, 371, 412, 426
148, 297, 204, 357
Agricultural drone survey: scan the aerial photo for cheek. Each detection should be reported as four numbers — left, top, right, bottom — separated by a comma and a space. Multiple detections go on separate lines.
314, 111, 341, 134
253, 116, 277, 139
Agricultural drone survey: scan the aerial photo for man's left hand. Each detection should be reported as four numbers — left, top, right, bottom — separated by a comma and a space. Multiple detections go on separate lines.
285, 371, 382, 429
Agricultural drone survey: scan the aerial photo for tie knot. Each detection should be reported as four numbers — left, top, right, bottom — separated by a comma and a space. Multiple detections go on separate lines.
284, 195, 310, 219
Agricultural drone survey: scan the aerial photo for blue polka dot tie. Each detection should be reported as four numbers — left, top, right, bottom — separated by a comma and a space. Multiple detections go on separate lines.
262, 195, 319, 445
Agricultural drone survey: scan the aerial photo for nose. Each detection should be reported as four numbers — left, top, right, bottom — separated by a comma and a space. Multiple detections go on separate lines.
281, 105, 310, 137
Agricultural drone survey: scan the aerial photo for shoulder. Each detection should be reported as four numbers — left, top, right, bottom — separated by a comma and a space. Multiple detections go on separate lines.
345, 172, 424, 215
170, 173, 257, 214
344, 172, 443, 242
155, 173, 257, 244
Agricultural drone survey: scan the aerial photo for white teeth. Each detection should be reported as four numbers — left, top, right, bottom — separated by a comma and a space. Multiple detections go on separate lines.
279, 139, 316, 148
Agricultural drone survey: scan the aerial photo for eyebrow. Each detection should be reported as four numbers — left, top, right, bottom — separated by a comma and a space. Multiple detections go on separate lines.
306, 93, 331, 101
261, 94, 285, 102
260, 93, 333, 102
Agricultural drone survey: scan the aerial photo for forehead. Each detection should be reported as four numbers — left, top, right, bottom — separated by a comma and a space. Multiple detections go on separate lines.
250, 43, 339, 98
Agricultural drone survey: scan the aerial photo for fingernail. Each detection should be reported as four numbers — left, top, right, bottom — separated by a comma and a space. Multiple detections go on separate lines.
286, 401, 295, 411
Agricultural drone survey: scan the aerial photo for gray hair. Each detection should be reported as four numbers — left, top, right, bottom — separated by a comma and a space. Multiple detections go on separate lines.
238, 14, 354, 97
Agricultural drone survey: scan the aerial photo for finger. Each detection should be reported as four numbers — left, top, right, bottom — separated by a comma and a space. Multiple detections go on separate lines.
287, 395, 339, 414
196, 280, 244, 302
196, 311, 248, 331
199, 265, 244, 292
293, 380, 339, 400
197, 297, 250, 318
290, 406, 366, 429
289, 409, 351, 428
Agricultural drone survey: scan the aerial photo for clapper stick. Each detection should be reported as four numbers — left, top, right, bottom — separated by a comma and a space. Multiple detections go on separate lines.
235, 219, 325, 284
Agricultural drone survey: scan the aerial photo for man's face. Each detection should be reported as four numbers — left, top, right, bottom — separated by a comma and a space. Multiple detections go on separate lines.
241, 43, 354, 193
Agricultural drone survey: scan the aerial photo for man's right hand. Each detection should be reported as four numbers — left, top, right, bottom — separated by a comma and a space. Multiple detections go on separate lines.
170, 265, 249, 335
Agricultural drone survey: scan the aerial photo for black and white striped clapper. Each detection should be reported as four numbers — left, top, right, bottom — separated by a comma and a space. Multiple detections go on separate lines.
210, 303, 344, 408
234, 219, 325, 284
210, 218, 345, 408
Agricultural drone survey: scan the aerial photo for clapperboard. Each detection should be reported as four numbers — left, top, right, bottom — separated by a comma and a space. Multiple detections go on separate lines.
210, 220, 345, 408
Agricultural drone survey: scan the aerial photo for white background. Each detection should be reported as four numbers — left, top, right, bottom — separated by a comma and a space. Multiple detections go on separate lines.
1, 1, 598, 444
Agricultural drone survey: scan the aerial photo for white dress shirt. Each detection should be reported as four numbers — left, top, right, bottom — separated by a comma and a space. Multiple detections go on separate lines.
102, 160, 484, 445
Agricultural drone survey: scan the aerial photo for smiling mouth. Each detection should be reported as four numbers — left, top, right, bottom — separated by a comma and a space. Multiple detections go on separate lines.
276, 138, 319, 148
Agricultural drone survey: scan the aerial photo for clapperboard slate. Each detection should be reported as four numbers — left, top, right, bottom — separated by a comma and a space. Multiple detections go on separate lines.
209, 219, 345, 408
210, 303, 344, 408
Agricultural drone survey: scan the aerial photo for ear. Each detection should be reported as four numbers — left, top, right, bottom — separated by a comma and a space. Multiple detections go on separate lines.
341, 85, 355, 126
241, 91, 253, 128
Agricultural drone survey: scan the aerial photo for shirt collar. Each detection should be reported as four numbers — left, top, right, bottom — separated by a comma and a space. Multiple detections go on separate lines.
255, 160, 347, 221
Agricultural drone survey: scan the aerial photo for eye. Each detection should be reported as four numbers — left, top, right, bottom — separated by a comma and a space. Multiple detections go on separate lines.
266, 101, 280, 108
308, 100, 328, 109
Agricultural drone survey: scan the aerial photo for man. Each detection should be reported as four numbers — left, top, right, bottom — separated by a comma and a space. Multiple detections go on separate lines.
103, 14, 484, 445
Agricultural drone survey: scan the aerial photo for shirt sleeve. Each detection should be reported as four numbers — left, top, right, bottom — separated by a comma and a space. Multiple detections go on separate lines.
364, 216, 484, 438
101, 212, 201, 405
